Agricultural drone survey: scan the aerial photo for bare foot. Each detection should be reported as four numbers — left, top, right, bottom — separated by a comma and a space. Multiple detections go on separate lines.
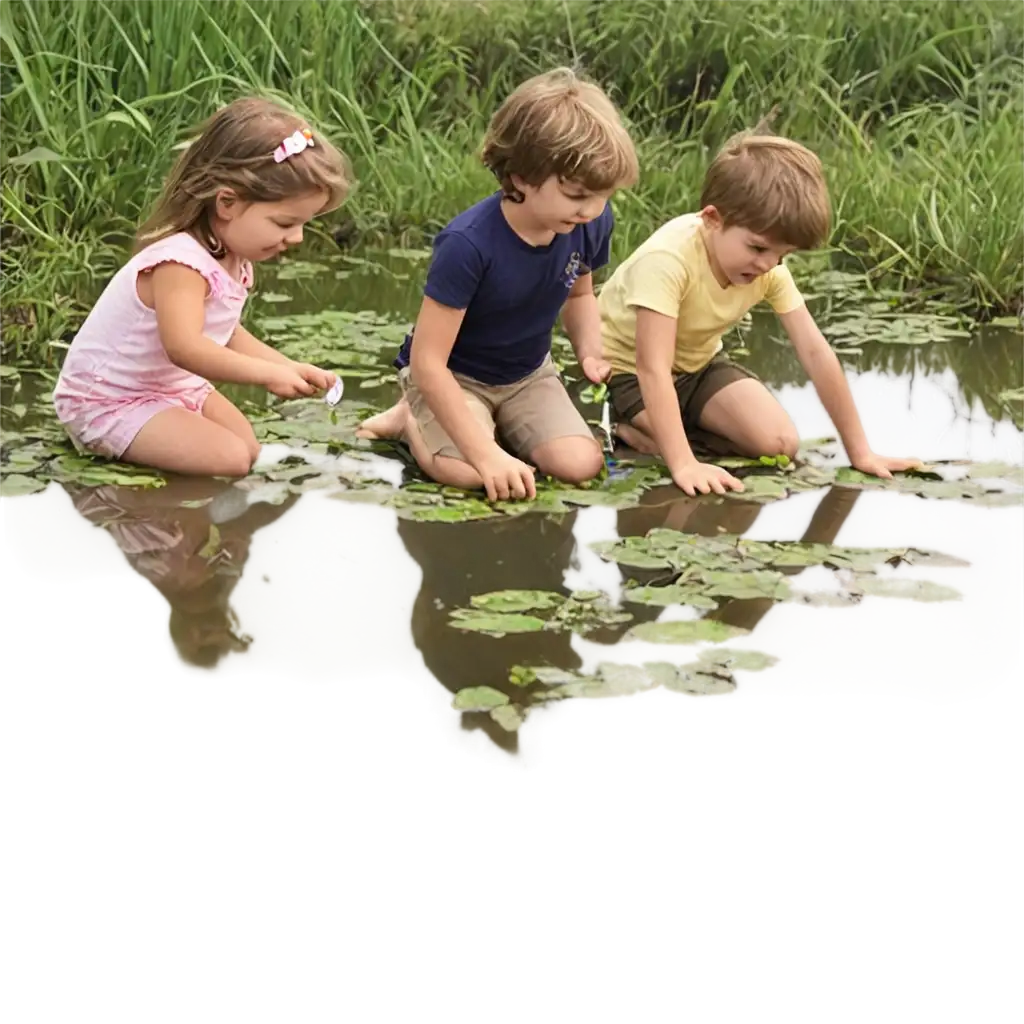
614, 422, 661, 456
356, 399, 409, 440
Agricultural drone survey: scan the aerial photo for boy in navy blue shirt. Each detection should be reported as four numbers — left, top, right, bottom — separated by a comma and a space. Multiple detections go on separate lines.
358, 69, 639, 501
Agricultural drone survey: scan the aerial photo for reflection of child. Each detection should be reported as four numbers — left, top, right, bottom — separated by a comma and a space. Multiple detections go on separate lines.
359, 69, 639, 502
65, 482, 295, 667
598, 131, 920, 497
54, 98, 351, 477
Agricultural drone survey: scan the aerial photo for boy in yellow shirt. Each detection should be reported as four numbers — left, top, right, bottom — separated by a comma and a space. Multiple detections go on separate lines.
599, 132, 920, 496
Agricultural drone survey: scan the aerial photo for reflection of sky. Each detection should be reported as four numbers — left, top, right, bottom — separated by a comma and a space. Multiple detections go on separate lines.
0, 372, 1019, 708
777, 365, 1024, 464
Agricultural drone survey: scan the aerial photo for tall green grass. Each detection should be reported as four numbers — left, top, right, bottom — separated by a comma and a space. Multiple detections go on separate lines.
2, 0, 1022, 363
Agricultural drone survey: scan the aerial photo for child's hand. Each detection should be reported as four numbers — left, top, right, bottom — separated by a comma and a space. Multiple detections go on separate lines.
262, 363, 318, 399
475, 448, 537, 502
850, 451, 923, 480
580, 355, 612, 384
671, 461, 745, 497
290, 362, 337, 392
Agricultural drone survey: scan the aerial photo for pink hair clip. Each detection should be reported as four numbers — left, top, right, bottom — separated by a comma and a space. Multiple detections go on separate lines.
273, 128, 315, 163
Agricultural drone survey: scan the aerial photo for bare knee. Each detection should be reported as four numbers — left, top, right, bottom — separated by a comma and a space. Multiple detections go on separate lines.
769, 427, 800, 461
427, 454, 483, 491
531, 437, 604, 484
218, 438, 257, 478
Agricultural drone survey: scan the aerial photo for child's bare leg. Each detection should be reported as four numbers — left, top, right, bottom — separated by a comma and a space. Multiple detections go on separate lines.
357, 398, 409, 440
123, 409, 257, 477
201, 390, 261, 464
614, 418, 661, 455
401, 404, 484, 491
530, 436, 604, 484
697, 379, 799, 460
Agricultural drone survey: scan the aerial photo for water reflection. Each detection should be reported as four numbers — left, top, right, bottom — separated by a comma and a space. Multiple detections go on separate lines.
2, 264, 1024, 729
61, 478, 297, 668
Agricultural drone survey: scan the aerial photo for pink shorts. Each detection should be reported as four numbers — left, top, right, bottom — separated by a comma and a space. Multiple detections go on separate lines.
53, 383, 214, 459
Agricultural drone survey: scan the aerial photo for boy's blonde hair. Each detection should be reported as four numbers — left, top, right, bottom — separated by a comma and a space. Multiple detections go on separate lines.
482, 68, 639, 201
700, 133, 831, 250
136, 97, 353, 254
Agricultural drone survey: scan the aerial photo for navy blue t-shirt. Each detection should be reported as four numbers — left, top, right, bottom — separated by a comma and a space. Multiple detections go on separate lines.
394, 192, 614, 385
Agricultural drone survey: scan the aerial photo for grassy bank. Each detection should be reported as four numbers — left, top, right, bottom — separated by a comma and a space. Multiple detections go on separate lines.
2, 0, 1022, 364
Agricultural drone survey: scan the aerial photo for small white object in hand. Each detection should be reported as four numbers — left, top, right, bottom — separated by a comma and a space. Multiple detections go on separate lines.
324, 377, 344, 407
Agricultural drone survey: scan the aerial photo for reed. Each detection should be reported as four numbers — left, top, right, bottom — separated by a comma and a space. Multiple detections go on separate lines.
2, 0, 1021, 362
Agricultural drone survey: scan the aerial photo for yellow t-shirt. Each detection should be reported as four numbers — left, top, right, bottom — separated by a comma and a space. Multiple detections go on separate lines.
599, 213, 805, 375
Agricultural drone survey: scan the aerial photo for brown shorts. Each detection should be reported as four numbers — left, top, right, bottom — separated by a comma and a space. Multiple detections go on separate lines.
399, 356, 594, 461
608, 352, 758, 430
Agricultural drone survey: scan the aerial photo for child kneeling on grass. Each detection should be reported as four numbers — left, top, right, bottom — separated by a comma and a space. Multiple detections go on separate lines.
598, 130, 921, 496
54, 97, 351, 478
357, 68, 639, 502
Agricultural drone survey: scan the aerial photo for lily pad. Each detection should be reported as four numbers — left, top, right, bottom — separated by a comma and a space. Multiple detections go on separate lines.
452, 687, 510, 712
454, 590, 631, 637
623, 584, 719, 609
627, 619, 748, 644
698, 649, 778, 671
448, 611, 547, 637
663, 665, 736, 695
470, 590, 566, 613
698, 569, 791, 601
489, 704, 525, 732
967, 461, 1024, 485
726, 474, 790, 501
851, 577, 962, 602
0, 473, 47, 496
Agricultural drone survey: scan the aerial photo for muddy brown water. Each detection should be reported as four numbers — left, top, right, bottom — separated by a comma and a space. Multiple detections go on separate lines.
2, 254, 1022, 1021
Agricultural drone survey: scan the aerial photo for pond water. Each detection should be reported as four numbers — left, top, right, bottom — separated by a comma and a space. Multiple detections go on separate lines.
2, 249, 1024, 761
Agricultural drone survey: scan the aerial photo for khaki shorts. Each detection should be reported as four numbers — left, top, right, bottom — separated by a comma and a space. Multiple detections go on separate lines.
399, 356, 594, 461
607, 352, 759, 459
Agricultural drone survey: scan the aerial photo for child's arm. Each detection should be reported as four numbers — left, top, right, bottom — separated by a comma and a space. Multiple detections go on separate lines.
560, 273, 610, 383
779, 305, 921, 477
227, 323, 336, 391
152, 264, 317, 398
410, 296, 536, 500
636, 307, 743, 496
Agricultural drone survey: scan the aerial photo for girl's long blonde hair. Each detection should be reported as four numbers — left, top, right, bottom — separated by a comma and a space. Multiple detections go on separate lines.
136, 97, 352, 254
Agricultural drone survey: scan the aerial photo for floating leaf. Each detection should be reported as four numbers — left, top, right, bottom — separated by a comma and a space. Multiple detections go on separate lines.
448, 611, 547, 637
727, 474, 790, 501
385, 247, 432, 262
490, 704, 525, 731
274, 260, 329, 280
699, 649, 778, 671
452, 687, 510, 712
663, 666, 736, 695
851, 577, 962, 602
698, 569, 791, 600
0, 473, 47, 496
405, 502, 498, 523
627, 619, 748, 644
624, 584, 718, 609
967, 461, 1024, 485
470, 590, 566, 613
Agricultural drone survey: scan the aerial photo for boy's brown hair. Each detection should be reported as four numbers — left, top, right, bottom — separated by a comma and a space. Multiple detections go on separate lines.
482, 68, 639, 202
700, 132, 831, 250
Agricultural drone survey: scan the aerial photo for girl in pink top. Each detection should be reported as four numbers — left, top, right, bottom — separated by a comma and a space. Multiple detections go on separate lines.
54, 97, 351, 477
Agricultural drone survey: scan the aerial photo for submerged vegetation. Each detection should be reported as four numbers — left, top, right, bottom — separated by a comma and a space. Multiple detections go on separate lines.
2, 0, 1023, 362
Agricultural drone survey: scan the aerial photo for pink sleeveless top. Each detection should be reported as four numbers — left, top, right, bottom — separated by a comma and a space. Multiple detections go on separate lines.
55, 233, 253, 404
